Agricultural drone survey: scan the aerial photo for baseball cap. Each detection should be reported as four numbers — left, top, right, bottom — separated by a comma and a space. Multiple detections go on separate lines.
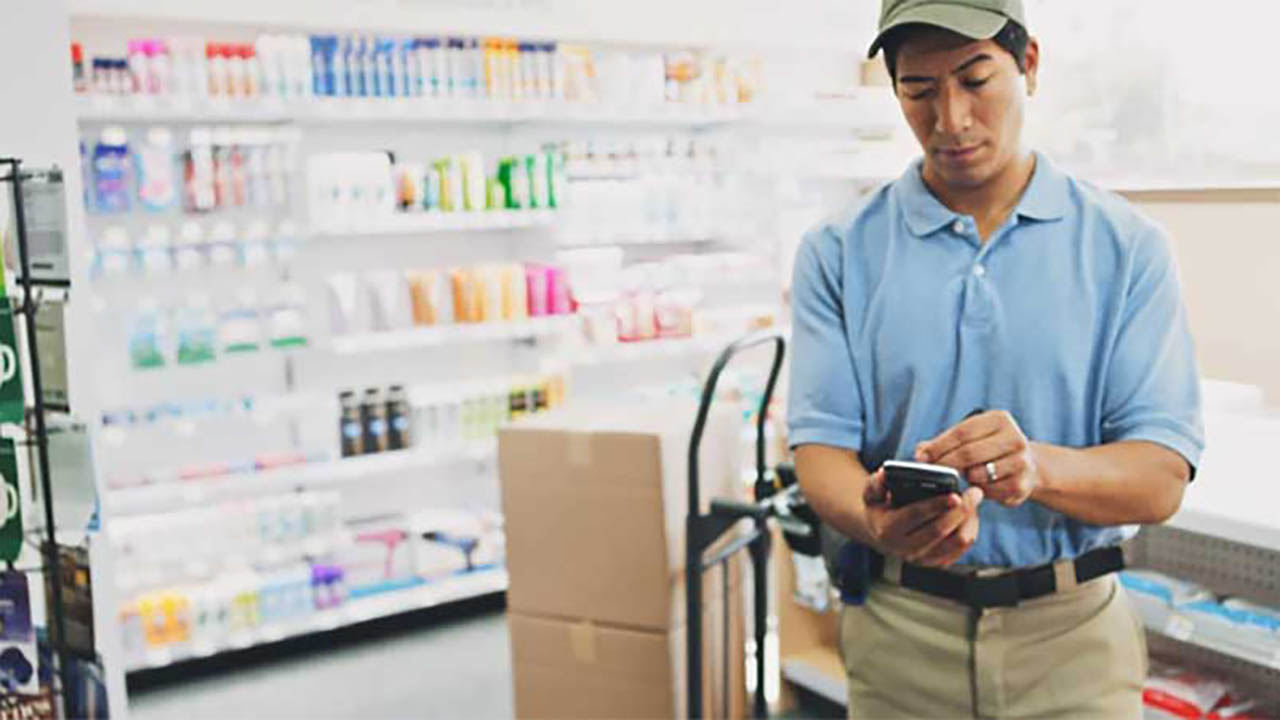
867, 0, 1027, 59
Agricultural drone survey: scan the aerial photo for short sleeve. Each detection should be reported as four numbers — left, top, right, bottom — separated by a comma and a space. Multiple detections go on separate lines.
1100, 226, 1205, 474
787, 227, 865, 451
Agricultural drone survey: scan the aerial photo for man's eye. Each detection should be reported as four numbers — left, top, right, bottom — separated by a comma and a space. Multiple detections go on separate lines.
962, 76, 991, 89
906, 89, 935, 100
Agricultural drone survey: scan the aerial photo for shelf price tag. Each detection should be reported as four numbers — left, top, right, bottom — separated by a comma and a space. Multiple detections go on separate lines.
1163, 614, 1195, 642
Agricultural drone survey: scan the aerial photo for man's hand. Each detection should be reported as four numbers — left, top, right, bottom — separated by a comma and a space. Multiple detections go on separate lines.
916, 410, 1041, 508
863, 468, 984, 567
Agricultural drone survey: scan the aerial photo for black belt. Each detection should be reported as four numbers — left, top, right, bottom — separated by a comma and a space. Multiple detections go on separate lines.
876, 546, 1126, 609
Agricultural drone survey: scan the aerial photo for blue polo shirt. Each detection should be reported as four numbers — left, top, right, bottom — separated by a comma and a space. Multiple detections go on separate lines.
787, 152, 1204, 568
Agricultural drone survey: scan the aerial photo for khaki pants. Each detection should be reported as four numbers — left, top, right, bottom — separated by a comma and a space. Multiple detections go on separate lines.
840, 571, 1147, 719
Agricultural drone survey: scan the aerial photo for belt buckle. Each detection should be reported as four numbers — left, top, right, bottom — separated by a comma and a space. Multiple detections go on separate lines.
964, 573, 1021, 609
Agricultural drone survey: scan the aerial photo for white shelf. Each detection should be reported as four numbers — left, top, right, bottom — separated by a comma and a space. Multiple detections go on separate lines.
1128, 590, 1280, 672
129, 568, 508, 672
331, 316, 573, 355
311, 210, 555, 237
569, 333, 741, 365
75, 96, 746, 128
108, 445, 494, 517
1166, 411, 1280, 552
556, 233, 726, 248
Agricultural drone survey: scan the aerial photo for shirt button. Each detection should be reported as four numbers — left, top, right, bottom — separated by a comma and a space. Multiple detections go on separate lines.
952, 220, 965, 234
972, 264, 986, 277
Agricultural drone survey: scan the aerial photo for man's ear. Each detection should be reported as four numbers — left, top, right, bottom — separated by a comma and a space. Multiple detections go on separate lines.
1023, 37, 1040, 96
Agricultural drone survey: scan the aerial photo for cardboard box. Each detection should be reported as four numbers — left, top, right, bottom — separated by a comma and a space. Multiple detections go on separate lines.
499, 398, 742, 630
509, 568, 744, 720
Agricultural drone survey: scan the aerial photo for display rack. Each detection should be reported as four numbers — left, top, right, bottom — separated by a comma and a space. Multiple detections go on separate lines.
2, 158, 79, 717
106, 444, 494, 517
127, 567, 506, 672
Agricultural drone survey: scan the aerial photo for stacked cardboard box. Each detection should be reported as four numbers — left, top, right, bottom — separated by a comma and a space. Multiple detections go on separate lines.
500, 398, 747, 719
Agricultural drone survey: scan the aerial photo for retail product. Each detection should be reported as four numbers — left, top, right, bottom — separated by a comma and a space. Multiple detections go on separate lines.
339, 391, 361, 458
386, 386, 410, 450
91, 127, 131, 214
137, 225, 173, 275
360, 388, 388, 454
1143, 660, 1231, 720
174, 294, 217, 365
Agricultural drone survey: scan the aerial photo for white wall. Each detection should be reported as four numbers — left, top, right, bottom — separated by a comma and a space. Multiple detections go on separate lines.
1127, 194, 1280, 403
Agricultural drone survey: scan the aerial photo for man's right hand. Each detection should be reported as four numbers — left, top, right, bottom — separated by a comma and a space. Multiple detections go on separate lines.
863, 468, 984, 567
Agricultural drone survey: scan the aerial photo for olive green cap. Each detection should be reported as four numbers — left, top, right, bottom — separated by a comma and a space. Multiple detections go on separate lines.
867, 0, 1026, 59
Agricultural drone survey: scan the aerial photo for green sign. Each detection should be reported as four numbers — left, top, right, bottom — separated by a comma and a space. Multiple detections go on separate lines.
0, 300, 24, 425
0, 438, 22, 563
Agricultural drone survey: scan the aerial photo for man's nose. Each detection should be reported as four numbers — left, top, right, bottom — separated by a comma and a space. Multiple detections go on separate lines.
934, 84, 972, 136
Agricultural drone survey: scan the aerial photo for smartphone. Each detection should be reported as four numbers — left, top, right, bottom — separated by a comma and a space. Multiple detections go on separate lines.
882, 460, 961, 509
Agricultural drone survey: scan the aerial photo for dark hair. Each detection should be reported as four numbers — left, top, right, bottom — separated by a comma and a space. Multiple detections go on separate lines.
882, 20, 1028, 84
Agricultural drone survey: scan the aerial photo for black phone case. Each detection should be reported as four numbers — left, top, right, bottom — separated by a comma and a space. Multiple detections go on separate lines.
885, 465, 960, 508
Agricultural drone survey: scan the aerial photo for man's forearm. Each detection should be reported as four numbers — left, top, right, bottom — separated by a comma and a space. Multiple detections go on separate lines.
793, 444, 876, 545
1030, 440, 1190, 525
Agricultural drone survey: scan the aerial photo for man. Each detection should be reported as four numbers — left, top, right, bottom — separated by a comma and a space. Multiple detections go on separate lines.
787, 0, 1204, 717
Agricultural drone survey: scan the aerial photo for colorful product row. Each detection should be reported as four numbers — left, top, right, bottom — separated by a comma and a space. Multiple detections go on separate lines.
83, 125, 299, 215
74, 35, 761, 109
326, 263, 571, 336
127, 287, 308, 370
74, 36, 313, 101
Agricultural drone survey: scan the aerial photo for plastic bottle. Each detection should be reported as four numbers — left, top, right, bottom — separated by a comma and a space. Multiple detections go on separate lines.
331, 36, 350, 98
309, 36, 327, 97
127, 40, 148, 95
379, 37, 396, 97
462, 152, 486, 212
183, 128, 217, 212
92, 127, 131, 213
135, 127, 177, 211
386, 386, 410, 450
71, 43, 87, 93
426, 38, 444, 97
208, 43, 227, 97
151, 40, 173, 96
360, 388, 388, 454
467, 38, 483, 98
363, 36, 380, 98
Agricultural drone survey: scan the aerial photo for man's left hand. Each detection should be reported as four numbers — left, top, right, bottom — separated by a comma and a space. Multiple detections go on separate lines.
915, 410, 1041, 508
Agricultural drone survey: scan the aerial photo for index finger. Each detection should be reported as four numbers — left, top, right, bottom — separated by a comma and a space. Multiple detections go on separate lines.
918, 413, 1002, 463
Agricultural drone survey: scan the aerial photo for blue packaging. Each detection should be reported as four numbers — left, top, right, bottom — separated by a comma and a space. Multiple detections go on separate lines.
333, 36, 350, 97
362, 37, 380, 97
378, 38, 396, 97
309, 36, 327, 96
398, 39, 415, 97
91, 128, 131, 214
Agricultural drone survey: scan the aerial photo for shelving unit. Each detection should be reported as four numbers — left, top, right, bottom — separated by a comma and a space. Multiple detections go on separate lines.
310, 209, 555, 237
107, 444, 495, 517
330, 316, 573, 355
128, 568, 507, 672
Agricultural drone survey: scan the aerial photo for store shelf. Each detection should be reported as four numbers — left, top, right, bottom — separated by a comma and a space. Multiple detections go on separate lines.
781, 648, 847, 708
129, 567, 508, 672
331, 316, 573, 355
75, 96, 745, 128
569, 333, 746, 365
107, 445, 493, 517
310, 210, 555, 237
556, 233, 727, 248
1128, 590, 1280, 672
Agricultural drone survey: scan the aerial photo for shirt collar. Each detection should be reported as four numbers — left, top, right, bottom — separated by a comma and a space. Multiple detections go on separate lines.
893, 150, 1070, 238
